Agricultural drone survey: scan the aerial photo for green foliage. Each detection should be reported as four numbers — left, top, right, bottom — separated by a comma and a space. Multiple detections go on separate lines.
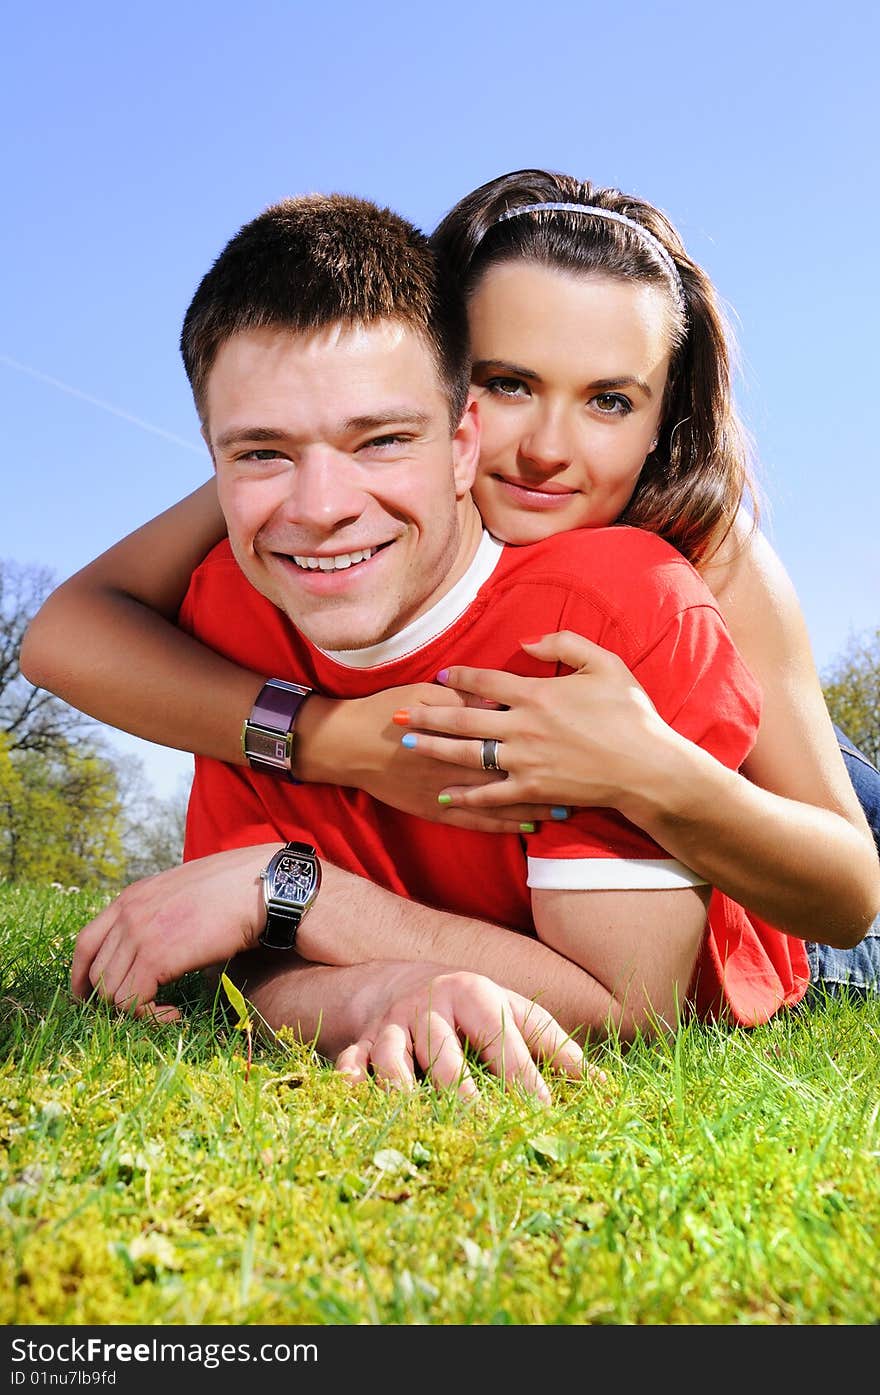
0, 557, 187, 889
0, 560, 89, 758
822, 625, 880, 768
1, 883, 880, 1326
221, 971, 253, 1080
220, 973, 252, 1033
0, 732, 127, 888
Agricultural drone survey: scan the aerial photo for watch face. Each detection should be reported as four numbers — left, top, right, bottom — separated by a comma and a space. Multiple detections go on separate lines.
272, 852, 318, 903
246, 728, 292, 764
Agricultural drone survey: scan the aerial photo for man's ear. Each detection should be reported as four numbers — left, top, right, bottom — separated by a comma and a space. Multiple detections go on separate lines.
200, 423, 217, 471
451, 394, 480, 499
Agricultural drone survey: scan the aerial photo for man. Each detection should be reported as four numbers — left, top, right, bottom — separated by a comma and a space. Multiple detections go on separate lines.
70, 193, 806, 1099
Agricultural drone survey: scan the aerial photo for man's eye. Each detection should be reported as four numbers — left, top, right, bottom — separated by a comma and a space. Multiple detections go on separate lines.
362, 435, 409, 450
592, 393, 632, 416
241, 448, 285, 461
484, 377, 528, 399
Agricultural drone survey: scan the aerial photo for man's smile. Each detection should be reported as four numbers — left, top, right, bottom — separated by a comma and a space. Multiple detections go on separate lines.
290, 545, 383, 572
264, 538, 397, 593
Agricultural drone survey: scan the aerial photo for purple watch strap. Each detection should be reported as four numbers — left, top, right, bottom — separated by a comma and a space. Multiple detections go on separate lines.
245, 679, 313, 782
251, 680, 311, 729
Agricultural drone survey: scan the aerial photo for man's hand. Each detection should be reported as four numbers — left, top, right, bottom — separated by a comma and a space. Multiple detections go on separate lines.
332, 964, 588, 1104
70, 844, 278, 1018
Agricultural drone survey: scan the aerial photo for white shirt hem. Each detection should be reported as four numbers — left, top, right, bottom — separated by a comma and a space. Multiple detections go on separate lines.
527, 857, 708, 890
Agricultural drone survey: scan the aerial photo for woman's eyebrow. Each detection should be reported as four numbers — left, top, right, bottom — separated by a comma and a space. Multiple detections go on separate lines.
473, 361, 652, 397
472, 358, 539, 381
589, 375, 653, 397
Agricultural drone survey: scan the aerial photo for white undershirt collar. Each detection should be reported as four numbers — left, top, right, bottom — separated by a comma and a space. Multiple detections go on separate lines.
320, 529, 505, 669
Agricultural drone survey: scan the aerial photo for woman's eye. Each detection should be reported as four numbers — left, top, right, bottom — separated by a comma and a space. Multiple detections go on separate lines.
484, 376, 529, 399
592, 393, 632, 416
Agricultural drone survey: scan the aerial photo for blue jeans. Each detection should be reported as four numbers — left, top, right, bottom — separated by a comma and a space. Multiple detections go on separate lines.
804, 726, 880, 1000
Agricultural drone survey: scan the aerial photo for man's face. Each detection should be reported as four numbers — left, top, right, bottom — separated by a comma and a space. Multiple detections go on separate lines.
203, 321, 479, 651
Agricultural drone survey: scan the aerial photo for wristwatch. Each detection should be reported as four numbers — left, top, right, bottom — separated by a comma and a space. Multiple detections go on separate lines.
242, 679, 313, 782
259, 841, 322, 950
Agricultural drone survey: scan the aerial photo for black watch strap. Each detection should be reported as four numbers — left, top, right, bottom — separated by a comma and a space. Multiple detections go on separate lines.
259, 900, 305, 950
259, 841, 321, 950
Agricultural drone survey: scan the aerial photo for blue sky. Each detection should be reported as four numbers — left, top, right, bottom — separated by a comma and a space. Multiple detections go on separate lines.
2, 0, 878, 797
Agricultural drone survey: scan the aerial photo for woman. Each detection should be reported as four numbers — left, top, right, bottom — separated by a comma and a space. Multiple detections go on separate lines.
21, 168, 880, 997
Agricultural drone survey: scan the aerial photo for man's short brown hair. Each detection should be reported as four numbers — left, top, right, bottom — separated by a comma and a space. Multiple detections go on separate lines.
181, 193, 471, 427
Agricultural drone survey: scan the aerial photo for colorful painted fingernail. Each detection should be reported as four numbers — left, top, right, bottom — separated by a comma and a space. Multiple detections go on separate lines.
551, 806, 569, 820
436, 668, 450, 683
437, 794, 453, 805
401, 733, 418, 749
392, 709, 411, 726
520, 635, 545, 645
519, 821, 536, 833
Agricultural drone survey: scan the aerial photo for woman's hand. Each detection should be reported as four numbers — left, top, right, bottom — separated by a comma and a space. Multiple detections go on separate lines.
392, 632, 672, 817
300, 685, 559, 832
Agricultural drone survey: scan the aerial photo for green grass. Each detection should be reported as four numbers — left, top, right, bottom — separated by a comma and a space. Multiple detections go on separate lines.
1, 883, 879, 1325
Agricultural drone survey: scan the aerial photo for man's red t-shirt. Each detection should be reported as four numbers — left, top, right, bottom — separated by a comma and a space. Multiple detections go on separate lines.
180, 526, 809, 1025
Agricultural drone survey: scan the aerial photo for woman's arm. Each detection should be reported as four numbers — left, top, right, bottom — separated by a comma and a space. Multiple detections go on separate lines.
20, 479, 267, 760
390, 522, 880, 948
28, 483, 874, 940
683, 518, 880, 941
18, 483, 544, 831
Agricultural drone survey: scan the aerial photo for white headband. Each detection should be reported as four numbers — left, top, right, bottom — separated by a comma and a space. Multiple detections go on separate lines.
496, 202, 686, 310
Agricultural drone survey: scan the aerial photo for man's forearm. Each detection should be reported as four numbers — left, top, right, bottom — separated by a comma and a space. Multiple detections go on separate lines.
296, 861, 614, 1039
226, 950, 394, 1058
226, 949, 590, 1098
70, 840, 611, 1042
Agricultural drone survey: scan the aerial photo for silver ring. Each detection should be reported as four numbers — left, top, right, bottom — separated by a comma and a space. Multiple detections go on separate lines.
480, 737, 503, 772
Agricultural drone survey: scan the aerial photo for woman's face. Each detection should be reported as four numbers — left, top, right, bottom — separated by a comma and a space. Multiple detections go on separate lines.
467, 261, 674, 545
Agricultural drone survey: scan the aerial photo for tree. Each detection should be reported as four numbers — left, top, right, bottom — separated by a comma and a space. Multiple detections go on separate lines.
116, 758, 190, 882
0, 557, 186, 889
822, 626, 880, 770
0, 732, 126, 886
0, 561, 94, 754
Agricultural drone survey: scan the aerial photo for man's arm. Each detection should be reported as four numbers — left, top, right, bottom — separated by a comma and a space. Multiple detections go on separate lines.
229, 952, 588, 1102
70, 846, 591, 1098
295, 867, 710, 1041
71, 846, 639, 1040
294, 861, 630, 1036
530, 885, 710, 1039
72, 840, 705, 1055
